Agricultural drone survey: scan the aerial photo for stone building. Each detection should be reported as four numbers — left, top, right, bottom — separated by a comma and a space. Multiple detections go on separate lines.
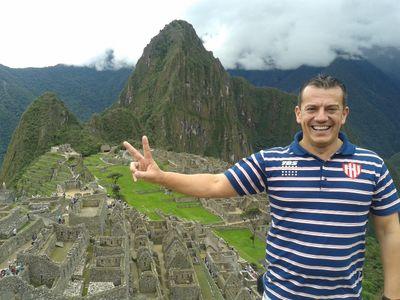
162, 230, 201, 300
68, 194, 107, 236
0, 182, 15, 204
18, 223, 89, 291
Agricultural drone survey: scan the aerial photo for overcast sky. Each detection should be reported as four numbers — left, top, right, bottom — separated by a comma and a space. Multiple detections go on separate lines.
2, 0, 400, 70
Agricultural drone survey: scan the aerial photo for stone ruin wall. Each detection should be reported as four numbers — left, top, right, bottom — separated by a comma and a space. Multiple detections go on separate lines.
138, 270, 160, 294
53, 223, 86, 242
21, 254, 59, 288
69, 205, 106, 236
89, 266, 122, 285
0, 207, 28, 238
94, 244, 124, 256
94, 254, 123, 267
48, 225, 88, 291
82, 198, 100, 208
82, 193, 108, 203
0, 275, 62, 300
0, 274, 129, 300
23, 196, 62, 204
168, 268, 200, 300
63, 180, 82, 192
0, 218, 45, 264
18, 224, 89, 292
89, 235, 130, 289
0, 189, 15, 204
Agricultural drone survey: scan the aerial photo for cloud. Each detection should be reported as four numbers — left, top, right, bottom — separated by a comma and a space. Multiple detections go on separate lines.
86, 49, 133, 71
185, 0, 400, 70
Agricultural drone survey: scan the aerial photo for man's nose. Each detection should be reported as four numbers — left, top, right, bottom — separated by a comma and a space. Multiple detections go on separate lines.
315, 108, 329, 122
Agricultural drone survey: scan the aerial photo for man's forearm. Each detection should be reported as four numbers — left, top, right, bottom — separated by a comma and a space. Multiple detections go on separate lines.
379, 231, 400, 298
158, 171, 237, 198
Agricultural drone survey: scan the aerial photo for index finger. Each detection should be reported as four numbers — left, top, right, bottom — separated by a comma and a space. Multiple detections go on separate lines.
142, 136, 153, 160
123, 141, 144, 161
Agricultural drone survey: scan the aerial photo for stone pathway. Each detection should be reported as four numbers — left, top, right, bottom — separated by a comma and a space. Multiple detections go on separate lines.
153, 245, 167, 291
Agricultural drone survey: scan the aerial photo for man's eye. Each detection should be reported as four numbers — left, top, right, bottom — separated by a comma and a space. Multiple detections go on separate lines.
306, 107, 316, 112
327, 108, 339, 113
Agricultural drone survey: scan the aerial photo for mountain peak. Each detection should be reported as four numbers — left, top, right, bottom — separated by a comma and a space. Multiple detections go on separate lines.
92, 21, 297, 161
0, 93, 82, 186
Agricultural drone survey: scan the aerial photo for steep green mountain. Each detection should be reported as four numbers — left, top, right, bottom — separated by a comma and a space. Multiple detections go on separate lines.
0, 92, 100, 186
89, 20, 298, 161
0, 64, 131, 168
228, 58, 400, 158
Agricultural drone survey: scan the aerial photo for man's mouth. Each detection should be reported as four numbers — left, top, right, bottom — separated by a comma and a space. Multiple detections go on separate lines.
311, 125, 331, 131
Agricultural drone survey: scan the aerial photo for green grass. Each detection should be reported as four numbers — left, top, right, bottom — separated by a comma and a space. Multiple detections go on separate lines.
362, 235, 383, 299
194, 264, 224, 300
214, 228, 265, 268
84, 154, 221, 224
49, 241, 74, 263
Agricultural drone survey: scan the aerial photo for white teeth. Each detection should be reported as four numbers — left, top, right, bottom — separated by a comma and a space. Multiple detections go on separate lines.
312, 126, 330, 131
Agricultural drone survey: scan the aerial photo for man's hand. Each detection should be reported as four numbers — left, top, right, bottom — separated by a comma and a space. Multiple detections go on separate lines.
123, 136, 164, 184
123, 135, 237, 198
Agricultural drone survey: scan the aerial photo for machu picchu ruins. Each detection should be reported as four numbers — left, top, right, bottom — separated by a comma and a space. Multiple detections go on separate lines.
0, 145, 269, 299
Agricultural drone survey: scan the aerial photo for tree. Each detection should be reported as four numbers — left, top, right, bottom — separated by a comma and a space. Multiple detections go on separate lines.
107, 172, 123, 185
241, 207, 263, 247
111, 184, 121, 200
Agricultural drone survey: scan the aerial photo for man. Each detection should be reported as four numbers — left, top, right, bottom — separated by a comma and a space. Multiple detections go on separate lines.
123, 75, 400, 299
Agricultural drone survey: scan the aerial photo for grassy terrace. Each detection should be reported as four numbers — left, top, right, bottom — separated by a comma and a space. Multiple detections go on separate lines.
214, 228, 265, 268
16, 152, 71, 196
50, 241, 74, 263
84, 154, 221, 224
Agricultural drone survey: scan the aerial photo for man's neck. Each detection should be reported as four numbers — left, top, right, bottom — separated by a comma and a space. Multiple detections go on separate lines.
299, 139, 343, 161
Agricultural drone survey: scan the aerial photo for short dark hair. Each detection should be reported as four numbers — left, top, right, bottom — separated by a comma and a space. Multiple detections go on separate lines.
298, 74, 347, 107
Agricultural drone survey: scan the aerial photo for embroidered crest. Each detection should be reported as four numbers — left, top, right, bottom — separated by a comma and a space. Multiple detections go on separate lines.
342, 162, 362, 179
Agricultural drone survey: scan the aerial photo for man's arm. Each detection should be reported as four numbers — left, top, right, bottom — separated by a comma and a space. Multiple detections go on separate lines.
123, 136, 237, 198
373, 213, 400, 298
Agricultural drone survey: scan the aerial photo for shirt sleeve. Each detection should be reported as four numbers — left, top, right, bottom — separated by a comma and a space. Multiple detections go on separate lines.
224, 151, 267, 196
370, 161, 400, 216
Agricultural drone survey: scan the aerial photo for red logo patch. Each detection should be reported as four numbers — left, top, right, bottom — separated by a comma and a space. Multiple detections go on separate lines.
342, 162, 362, 179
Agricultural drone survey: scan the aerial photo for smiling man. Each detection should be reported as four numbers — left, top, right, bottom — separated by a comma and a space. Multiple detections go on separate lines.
124, 74, 400, 300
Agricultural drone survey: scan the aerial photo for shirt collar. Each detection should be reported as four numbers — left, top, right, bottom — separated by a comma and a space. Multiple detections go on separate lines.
289, 131, 356, 156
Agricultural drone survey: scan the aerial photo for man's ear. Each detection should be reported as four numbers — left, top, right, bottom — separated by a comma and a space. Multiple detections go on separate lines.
341, 106, 350, 125
295, 106, 301, 124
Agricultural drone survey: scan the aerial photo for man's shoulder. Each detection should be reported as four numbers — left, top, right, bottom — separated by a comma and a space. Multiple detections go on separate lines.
351, 146, 384, 164
258, 145, 292, 158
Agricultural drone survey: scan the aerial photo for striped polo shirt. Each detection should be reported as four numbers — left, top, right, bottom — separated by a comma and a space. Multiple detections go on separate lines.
224, 132, 400, 300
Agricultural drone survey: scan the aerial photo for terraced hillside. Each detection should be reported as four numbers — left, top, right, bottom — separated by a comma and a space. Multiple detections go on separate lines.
15, 151, 93, 197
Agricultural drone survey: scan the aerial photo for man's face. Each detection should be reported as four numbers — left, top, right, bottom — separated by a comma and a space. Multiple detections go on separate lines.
295, 85, 349, 150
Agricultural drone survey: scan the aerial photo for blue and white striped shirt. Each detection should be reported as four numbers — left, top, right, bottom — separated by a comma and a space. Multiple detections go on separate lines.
225, 132, 400, 300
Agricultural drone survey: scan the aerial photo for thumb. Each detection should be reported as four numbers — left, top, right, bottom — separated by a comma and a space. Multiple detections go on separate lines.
134, 171, 149, 180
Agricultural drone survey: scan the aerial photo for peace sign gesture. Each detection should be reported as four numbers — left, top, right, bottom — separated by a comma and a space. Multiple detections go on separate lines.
123, 136, 164, 184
